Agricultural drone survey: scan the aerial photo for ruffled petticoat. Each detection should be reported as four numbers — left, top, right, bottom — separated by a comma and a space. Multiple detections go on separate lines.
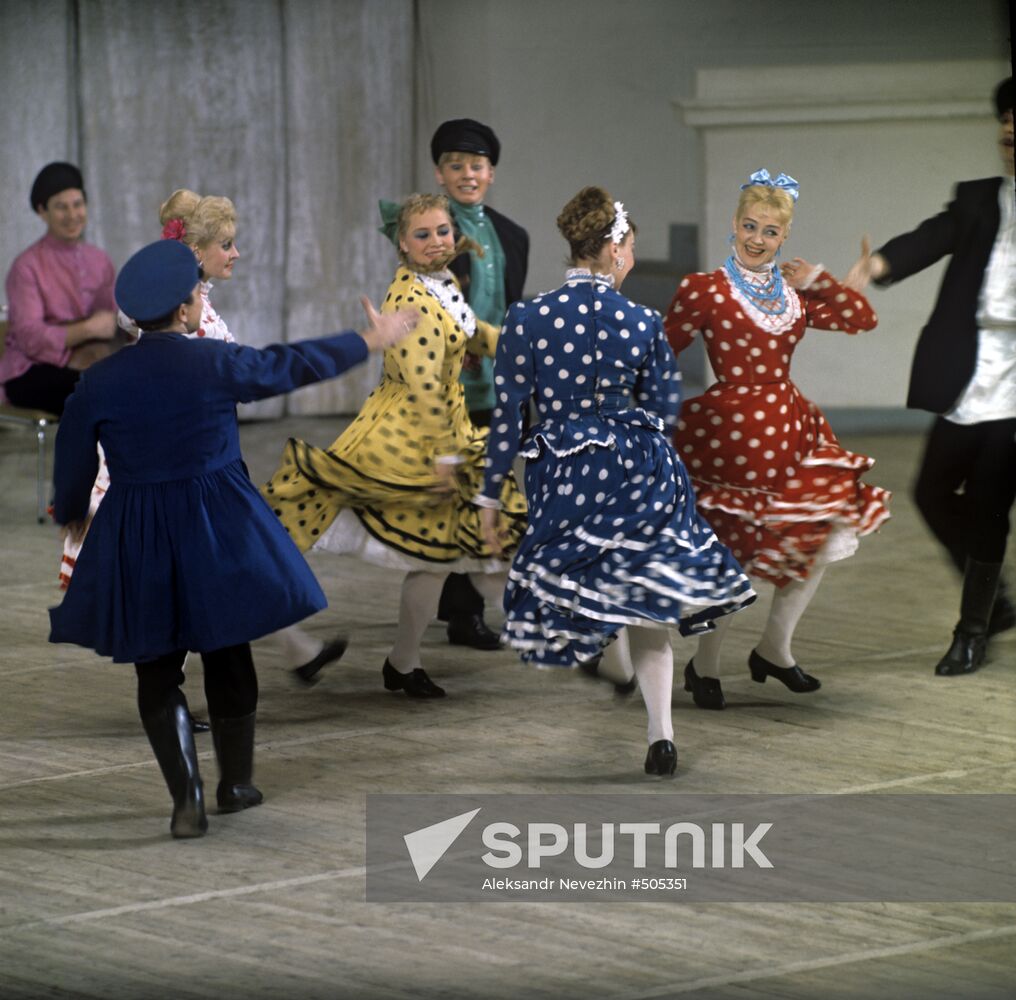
677, 385, 891, 586
501, 408, 756, 667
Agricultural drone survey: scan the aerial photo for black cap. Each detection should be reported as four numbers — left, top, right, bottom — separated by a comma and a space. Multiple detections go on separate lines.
995, 77, 1013, 119
430, 118, 500, 165
115, 240, 200, 323
30, 161, 85, 212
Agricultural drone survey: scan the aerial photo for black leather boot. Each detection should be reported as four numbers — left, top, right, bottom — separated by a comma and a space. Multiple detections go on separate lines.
141, 692, 208, 839
210, 713, 264, 813
935, 559, 1002, 676
988, 580, 1015, 638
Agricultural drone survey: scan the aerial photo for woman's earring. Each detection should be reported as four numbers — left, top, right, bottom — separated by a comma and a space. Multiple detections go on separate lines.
775, 247, 782, 259
727, 232, 735, 245
613, 256, 624, 271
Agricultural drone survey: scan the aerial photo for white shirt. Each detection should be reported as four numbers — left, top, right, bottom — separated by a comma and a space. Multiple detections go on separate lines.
947, 178, 1016, 424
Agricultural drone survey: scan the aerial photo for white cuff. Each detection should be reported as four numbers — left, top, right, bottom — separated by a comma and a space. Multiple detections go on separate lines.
799, 264, 824, 290
473, 494, 502, 510
435, 454, 465, 466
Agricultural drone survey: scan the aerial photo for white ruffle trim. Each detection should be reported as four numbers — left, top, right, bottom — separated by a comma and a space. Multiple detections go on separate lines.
313, 507, 509, 574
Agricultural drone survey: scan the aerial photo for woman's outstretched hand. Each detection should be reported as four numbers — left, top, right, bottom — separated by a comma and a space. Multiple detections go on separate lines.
480, 506, 503, 556
844, 236, 888, 291
359, 296, 420, 351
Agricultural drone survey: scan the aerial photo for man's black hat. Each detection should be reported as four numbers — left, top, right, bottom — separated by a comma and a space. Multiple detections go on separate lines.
30, 162, 85, 212
430, 119, 500, 165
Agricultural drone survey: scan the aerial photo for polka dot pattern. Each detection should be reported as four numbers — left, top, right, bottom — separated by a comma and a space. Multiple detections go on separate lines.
265, 266, 527, 563
663, 266, 889, 585
481, 273, 755, 667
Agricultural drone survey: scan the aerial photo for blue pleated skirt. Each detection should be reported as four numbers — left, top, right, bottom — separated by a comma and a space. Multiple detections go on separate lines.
49, 459, 326, 663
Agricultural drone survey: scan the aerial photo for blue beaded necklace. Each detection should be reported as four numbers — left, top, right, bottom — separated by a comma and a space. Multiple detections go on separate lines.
723, 254, 787, 316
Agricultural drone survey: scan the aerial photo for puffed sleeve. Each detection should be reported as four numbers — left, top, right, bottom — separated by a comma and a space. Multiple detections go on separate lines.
482, 300, 533, 499
634, 312, 683, 430
468, 319, 500, 358
663, 272, 710, 354
51, 378, 100, 525
801, 272, 878, 334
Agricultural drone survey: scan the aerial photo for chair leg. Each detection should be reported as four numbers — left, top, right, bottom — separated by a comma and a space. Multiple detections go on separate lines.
36, 421, 47, 524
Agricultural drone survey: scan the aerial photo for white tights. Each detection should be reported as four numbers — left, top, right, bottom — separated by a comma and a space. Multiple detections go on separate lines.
693, 564, 828, 676
627, 626, 674, 745
754, 565, 827, 668
388, 570, 507, 673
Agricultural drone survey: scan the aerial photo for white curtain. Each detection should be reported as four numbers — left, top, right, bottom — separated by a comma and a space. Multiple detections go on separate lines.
0, 0, 414, 417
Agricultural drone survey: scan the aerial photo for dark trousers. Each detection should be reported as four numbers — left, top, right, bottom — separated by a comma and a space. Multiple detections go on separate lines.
135, 643, 258, 720
439, 402, 493, 621
3, 363, 80, 416
914, 416, 1016, 567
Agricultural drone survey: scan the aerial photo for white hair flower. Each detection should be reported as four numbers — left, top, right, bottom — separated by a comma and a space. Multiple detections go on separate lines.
606, 201, 630, 245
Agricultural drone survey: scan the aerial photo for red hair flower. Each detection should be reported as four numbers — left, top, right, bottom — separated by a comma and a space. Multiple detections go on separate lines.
161, 218, 187, 241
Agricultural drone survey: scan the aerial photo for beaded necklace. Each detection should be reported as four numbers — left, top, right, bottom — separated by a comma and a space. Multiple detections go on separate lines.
723, 254, 787, 316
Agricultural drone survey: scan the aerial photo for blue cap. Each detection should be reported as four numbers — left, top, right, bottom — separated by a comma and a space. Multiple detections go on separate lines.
115, 239, 200, 323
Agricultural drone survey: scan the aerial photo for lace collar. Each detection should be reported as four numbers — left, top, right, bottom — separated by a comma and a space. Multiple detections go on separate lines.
416, 269, 477, 337
565, 267, 614, 287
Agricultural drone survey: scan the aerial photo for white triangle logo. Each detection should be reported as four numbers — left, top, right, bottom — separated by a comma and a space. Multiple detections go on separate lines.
403, 807, 481, 881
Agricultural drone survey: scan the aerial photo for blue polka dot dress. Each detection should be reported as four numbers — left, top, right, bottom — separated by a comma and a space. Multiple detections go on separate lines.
483, 271, 756, 667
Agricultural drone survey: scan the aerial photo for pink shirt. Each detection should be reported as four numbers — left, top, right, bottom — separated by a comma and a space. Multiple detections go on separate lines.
1, 233, 115, 397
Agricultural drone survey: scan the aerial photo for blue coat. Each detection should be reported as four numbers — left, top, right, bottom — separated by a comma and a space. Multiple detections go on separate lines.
49, 330, 368, 663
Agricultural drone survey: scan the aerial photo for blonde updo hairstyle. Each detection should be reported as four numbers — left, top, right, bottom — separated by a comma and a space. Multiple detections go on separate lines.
557, 186, 635, 264
394, 192, 480, 270
735, 185, 795, 230
159, 188, 237, 250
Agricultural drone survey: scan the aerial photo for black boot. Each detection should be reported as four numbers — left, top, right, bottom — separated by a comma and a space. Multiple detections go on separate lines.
935, 559, 1002, 676
141, 692, 208, 839
988, 580, 1015, 638
210, 713, 264, 813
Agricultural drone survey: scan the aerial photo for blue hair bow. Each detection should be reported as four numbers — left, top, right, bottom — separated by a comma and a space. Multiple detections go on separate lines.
741, 168, 800, 202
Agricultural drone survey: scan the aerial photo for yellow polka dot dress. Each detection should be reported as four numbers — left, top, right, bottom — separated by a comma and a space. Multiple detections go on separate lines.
264, 267, 526, 570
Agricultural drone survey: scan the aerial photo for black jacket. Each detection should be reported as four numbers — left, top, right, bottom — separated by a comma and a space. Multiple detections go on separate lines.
449, 204, 529, 309
877, 177, 1007, 414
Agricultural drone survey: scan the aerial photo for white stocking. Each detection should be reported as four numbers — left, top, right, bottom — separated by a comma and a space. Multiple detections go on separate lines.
388, 571, 444, 673
598, 627, 635, 686
754, 565, 827, 668
255, 624, 324, 669
693, 614, 732, 679
467, 571, 508, 610
629, 625, 674, 745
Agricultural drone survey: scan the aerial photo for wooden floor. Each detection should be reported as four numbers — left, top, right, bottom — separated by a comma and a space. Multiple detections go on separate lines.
0, 416, 1013, 1000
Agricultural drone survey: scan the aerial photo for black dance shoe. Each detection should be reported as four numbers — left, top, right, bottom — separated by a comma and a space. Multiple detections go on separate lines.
683, 660, 726, 710
382, 659, 446, 698
748, 650, 821, 693
644, 740, 678, 777
447, 614, 502, 650
579, 655, 638, 696
291, 636, 349, 686
934, 629, 987, 676
189, 713, 211, 734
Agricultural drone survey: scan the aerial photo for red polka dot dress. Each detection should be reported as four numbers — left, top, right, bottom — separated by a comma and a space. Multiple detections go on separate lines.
664, 264, 891, 587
